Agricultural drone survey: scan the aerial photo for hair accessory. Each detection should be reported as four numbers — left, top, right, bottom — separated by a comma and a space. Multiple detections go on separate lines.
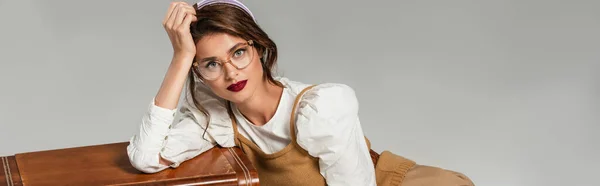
195, 0, 256, 22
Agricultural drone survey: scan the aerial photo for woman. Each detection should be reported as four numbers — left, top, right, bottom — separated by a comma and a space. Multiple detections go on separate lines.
127, 0, 474, 185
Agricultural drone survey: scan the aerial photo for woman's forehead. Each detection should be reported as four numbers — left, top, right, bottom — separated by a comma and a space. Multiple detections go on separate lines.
195, 33, 245, 57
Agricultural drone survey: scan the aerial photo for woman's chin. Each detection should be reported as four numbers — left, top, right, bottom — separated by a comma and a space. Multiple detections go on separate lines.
225, 90, 251, 104
222, 78, 259, 104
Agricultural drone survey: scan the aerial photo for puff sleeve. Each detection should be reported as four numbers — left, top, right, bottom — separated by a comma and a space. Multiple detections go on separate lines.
295, 84, 376, 186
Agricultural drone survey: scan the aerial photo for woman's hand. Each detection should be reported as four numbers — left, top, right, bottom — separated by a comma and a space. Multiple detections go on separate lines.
162, 1, 198, 61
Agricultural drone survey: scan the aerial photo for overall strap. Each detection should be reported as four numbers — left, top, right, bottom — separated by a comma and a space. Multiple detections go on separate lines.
226, 101, 243, 147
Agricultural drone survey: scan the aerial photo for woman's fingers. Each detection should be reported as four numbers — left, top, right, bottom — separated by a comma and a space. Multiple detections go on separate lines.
164, 2, 197, 30
165, 3, 182, 29
162, 2, 181, 26
161, 1, 198, 58
181, 13, 195, 31
185, 5, 197, 15
173, 4, 188, 28
176, 6, 197, 27
161, 3, 175, 26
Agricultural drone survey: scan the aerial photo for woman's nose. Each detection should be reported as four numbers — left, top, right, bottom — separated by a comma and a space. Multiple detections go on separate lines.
223, 62, 239, 80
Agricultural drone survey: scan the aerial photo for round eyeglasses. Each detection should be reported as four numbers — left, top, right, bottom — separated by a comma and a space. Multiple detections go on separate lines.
193, 40, 256, 80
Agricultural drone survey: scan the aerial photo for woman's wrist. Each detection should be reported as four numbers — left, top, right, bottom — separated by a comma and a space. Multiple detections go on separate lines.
172, 52, 195, 63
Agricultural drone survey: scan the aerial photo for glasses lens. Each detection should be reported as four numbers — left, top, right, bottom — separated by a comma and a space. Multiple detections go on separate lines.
198, 61, 221, 80
231, 45, 254, 69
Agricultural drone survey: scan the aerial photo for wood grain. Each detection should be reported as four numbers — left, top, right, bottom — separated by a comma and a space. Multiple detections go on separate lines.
1, 142, 258, 186
220, 148, 259, 186
1, 156, 23, 186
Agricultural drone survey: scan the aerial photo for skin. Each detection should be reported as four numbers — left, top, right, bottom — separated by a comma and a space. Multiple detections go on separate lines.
155, 1, 282, 166
196, 34, 284, 127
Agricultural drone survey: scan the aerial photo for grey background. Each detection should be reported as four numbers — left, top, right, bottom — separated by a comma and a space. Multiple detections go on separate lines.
1, 0, 598, 185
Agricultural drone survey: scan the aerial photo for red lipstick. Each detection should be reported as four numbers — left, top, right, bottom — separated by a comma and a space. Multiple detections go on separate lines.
227, 80, 247, 92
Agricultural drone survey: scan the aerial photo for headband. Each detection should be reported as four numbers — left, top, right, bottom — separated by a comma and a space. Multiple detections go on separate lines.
195, 0, 256, 22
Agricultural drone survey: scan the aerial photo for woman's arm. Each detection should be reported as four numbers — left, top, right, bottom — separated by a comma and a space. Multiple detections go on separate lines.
295, 84, 377, 186
127, 96, 216, 173
127, 2, 207, 173
155, 1, 197, 110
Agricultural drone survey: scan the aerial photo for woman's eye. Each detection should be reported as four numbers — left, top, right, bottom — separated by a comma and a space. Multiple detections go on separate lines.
205, 61, 218, 69
233, 49, 246, 58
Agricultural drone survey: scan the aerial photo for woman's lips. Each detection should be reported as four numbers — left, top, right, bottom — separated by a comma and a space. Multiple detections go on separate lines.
227, 80, 247, 92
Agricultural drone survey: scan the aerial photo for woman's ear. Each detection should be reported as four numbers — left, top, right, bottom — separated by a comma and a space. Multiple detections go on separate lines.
261, 48, 269, 62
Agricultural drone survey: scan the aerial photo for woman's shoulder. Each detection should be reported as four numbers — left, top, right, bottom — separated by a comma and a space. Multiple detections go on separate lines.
278, 77, 356, 96
279, 77, 359, 115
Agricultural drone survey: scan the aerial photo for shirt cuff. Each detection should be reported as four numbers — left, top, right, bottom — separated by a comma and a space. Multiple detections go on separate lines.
149, 98, 178, 119
131, 98, 177, 150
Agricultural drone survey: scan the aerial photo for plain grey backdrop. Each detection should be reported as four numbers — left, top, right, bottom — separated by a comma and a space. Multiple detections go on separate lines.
1, 0, 598, 185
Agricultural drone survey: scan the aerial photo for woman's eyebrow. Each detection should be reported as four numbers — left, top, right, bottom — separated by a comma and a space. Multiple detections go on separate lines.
198, 42, 245, 62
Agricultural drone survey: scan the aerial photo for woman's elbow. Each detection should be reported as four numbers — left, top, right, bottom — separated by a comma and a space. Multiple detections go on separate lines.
126, 144, 164, 174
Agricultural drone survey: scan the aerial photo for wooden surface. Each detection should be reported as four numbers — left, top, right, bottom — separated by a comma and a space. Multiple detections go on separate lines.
1, 142, 259, 186
1, 156, 23, 186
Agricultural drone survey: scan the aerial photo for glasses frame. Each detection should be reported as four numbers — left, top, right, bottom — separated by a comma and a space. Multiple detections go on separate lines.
192, 40, 256, 80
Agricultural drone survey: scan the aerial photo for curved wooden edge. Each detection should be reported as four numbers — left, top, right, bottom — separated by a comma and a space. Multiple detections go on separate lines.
1, 156, 23, 186
108, 174, 239, 186
220, 148, 260, 186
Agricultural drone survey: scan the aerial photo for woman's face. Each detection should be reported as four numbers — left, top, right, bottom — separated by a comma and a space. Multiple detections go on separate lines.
194, 33, 264, 104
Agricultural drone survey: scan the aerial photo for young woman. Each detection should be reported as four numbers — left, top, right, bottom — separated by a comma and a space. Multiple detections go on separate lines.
127, 0, 474, 185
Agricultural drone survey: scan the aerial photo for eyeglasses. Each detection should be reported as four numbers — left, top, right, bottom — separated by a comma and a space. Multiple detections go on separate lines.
193, 40, 256, 80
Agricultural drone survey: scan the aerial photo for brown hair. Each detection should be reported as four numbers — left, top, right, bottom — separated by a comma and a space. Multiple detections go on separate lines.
187, 4, 282, 137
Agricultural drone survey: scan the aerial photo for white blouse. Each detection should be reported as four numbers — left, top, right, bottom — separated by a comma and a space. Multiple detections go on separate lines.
231, 85, 295, 154
126, 77, 376, 186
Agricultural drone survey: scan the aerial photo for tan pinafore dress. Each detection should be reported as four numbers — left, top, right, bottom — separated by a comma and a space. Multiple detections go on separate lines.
226, 85, 475, 186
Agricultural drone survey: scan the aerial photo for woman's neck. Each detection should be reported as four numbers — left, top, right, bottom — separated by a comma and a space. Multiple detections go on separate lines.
235, 80, 284, 126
